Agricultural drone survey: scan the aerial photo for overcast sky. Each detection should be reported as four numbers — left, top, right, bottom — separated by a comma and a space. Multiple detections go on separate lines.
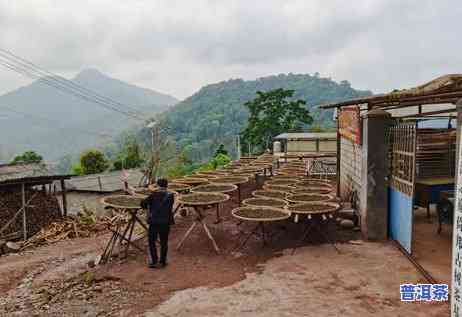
0, 0, 461, 100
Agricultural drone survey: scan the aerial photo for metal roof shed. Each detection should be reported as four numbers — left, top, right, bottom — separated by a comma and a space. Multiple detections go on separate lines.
0, 163, 73, 240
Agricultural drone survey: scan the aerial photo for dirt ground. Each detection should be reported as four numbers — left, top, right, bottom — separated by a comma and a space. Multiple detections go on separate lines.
0, 182, 450, 316
147, 243, 449, 317
413, 206, 452, 284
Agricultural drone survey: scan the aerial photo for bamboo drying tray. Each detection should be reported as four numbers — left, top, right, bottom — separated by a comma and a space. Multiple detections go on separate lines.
291, 186, 332, 195
133, 187, 153, 196
192, 173, 218, 179
101, 195, 144, 209
286, 193, 334, 204
252, 190, 288, 200
173, 177, 209, 186
231, 206, 291, 222
287, 202, 340, 215
149, 182, 191, 192
210, 176, 249, 185
191, 183, 238, 194
178, 192, 230, 206
196, 170, 229, 177
263, 184, 296, 192
297, 181, 333, 188
265, 179, 300, 186
271, 175, 302, 181
242, 197, 288, 208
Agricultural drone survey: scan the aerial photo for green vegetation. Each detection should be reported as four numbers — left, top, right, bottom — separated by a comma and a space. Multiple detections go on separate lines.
74, 149, 109, 175
111, 133, 144, 171
159, 73, 371, 160
10, 151, 43, 165
241, 88, 312, 153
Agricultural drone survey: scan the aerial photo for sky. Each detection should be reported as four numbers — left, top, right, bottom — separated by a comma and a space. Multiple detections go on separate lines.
0, 0, 461, 100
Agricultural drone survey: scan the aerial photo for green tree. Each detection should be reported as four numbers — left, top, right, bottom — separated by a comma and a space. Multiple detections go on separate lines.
241, 88, 312, 153
112, 135, 144, 170
214, 144, 228, 157
10, 151, 43, 165
210, 153, 231, 168
79, 149, 109, 175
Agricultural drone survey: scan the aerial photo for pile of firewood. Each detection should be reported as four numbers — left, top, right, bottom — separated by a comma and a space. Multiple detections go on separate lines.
0, 189, 61, 240
20, 208, 116, 250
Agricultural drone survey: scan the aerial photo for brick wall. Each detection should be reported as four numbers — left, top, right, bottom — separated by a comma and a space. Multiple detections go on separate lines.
340, 137, 362, 206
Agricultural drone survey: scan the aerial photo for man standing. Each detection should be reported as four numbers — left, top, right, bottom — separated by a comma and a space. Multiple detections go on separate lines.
140, 178, 175, 269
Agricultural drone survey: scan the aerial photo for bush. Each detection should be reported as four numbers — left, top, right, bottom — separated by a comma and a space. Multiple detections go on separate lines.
79, 149, 109, 175
10, 151, 43, 165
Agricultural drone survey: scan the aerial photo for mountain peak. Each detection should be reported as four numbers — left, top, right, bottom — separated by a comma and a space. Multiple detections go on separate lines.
73, 68, 107, 81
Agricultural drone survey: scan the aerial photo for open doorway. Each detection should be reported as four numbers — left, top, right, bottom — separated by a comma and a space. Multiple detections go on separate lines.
411, 119, 456, 284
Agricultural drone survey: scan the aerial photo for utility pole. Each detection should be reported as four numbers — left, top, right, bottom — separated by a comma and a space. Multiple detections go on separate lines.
146, 121, 158, 185
236, 135, 241, 160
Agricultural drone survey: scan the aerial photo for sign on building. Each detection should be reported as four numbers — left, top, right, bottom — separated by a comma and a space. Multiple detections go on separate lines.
338, 105, 361, 144
452, 122, 462, 316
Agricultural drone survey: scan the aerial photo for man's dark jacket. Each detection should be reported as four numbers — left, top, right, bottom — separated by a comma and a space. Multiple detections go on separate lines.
140, 190, 175, 225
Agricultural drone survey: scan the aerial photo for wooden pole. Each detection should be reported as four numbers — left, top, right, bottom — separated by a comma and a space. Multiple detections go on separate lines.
97, 176, 103, 191
22, 183, 27, 241
60, 179, 68, 217
336, 117, 341, 198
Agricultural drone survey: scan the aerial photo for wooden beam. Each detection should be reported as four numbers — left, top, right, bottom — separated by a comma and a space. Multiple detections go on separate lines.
61, 179, 68, 217
22, 183, 27, 241
399, 108, 457, 119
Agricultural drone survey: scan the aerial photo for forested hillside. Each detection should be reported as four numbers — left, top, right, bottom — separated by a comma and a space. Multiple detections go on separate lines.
159, 73, 371, 161
0, 69, 178, 161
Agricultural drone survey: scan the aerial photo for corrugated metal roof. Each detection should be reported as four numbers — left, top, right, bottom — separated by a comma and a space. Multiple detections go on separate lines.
0, 163, 71, 185
67, 169, 143, 193
274, 133, 337, 140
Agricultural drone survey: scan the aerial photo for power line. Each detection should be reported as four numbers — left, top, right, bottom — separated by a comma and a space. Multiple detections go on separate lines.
0, 48, 146, 118
0, 104, 114, 139
0, 58, 143, 121
0, 49, 146, 121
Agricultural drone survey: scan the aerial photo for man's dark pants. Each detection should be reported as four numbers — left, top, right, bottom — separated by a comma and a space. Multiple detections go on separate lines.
148, 223, 170, 265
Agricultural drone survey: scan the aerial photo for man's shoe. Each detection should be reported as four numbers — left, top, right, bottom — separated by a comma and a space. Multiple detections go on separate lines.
159, 262, 167, 268
148, 263, 157, 269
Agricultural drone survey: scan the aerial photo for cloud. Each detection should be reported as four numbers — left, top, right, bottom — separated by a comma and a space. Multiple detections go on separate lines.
0, 0, 461, 99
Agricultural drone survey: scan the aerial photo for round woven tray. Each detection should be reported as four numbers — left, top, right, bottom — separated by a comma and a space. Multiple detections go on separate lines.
149, 182, 191, 192
263, 184, 295, 192
297, 180, 333, 188
133, 187, 153, 196
228, 171, 255, 178
178, 192, 230, 206
271, 175, 302, 181
210, 176, 249, 185
231, 206, 290, 222
191, 183, 238, 194
242, 197, 288, 208
196, 170, 229, 177
173, 177, 209, 186
277, 171, 306, 177
239, 167, 265, 173
265, 179, 300, 186
249, 163, 272, 168
291, 186, 332, 195
288, 202, 340, 215
286, 193, 334, 204
192, 173, 218, 179
101, 195, 144, 209
252, 190, 288, 200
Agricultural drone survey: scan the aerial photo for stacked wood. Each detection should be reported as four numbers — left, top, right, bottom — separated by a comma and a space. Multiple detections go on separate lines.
20, 208, 117, 250
0, 188, 61, 240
